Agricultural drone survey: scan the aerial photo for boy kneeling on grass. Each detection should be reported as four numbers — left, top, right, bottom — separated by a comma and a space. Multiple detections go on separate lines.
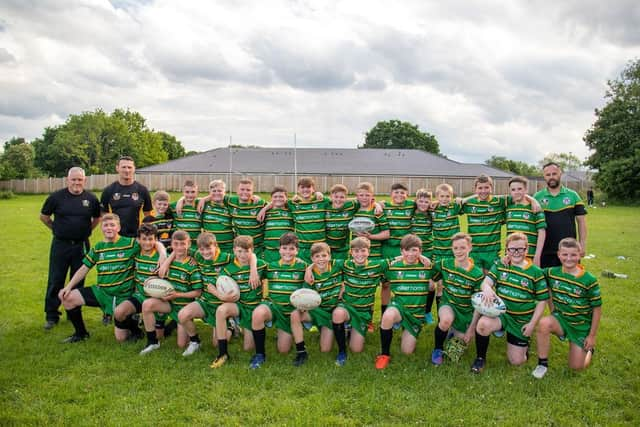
59, 214, 166, 343
532, 238, 602, 379
375, 234, 433, 370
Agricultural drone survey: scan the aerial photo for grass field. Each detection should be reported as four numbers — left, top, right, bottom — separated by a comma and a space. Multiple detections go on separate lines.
1, 195, 639, 426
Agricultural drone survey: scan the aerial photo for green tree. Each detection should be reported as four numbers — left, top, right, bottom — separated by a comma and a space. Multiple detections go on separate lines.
33, 109, 181, 177
538, 152, 584, 171
485, 155, 540, 176
159, 132, 186, 160
584, 59, 640, 202
361, 120, 440, 154
1, 137, 37, 179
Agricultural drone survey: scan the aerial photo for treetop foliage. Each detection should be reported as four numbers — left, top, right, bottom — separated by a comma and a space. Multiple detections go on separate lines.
584, 59, 640, 202
361, 119, 440, 154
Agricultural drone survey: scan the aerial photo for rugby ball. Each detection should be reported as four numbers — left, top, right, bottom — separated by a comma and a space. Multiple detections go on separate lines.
290, 288, 322, 311
143, 276, 174, 298
216, 275, 240, 298
348, 217, 375, 233
471, 292, 507, 318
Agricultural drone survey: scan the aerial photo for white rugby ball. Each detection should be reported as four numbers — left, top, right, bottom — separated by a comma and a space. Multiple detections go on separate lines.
348, 217, 375, 233
143, 276, 174, 298
290, 288, 322, 311
471, 292, 507, 318
216, 275, 240, 297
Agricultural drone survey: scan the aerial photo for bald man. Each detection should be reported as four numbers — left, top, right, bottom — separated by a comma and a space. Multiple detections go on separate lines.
40, 167, 101, 330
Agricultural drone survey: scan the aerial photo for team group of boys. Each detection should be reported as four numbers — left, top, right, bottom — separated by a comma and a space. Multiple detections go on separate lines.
57, 174, 601, 379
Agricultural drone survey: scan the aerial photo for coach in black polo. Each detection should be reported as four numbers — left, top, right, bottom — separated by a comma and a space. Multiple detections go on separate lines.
40, 167, 101, 330
100, 155, 152, 237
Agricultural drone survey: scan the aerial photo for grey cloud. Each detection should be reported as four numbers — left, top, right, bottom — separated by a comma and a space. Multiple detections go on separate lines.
0, 48, 15, 63
546, 0, 640, 46
249, 36, 357, 91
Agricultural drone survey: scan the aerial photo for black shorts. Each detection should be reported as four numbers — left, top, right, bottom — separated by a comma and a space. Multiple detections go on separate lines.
507, 332, 529, 347
78, 287, 100, 308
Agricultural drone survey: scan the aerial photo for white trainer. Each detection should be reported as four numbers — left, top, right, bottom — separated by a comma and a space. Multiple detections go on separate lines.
139, 343, 160, 355
182, 341, 201, 357
532, 365, 548, 379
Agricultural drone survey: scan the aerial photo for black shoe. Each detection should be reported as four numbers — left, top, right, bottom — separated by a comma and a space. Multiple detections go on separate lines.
164, 319, 177, 337
102, 314, 112, 325
293, 352, 308, 367
44, 319, 58, 330
127, 328, 144, 342
470, 357, 485, 374
62, 333, 90, 343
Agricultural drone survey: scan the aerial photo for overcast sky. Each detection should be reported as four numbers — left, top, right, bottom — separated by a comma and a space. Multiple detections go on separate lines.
1, 0, 638, 164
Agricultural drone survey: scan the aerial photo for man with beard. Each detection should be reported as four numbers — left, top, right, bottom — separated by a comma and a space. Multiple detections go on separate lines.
534, 163, 587, 268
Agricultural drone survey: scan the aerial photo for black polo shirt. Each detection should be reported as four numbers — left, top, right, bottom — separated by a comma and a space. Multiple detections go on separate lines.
100, 181, 152, 237
41, 189, 101, 240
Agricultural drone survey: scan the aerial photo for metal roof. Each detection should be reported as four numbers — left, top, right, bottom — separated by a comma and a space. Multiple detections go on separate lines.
139, 147, 513, 178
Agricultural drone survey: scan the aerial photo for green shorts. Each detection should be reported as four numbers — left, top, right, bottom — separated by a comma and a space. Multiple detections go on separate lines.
440, 297, 474, 333
338, 302, 372, 338
196, 299, 221, 327
499, 312, 530, 344
262, 248, 280, 263
382, 244, 401, 260
553, 311, 590, 348
388, 300, 423, 338
309, 307, 333, 330
470, 251, 499, 271
330, 249, 349, 262
260, 300, 292, 334
236, 302, 258, 330
89, 286, 131, 316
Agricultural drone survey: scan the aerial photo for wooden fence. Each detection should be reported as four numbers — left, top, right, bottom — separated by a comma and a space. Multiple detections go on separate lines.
0, 172, 587, 196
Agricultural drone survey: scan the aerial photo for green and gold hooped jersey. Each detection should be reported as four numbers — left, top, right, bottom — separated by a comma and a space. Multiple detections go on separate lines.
342, 259, 388, 312
351, 207, 389, 259
227, 196, 267, 248
201, 200, 234, 251
134, 250, 160, 295
384, 200, 415, 247
309, 259, 344, 311
506, 202, 546, 258
288, 197, 326, 248
83, 236, 139, 296
431, 203, 462, 258
384, 260, 433, 319
545, 265, 602, 329
433, 258, 484, 313
488, 260, 548, 321
462, 195, 507, 254
222, 258, 268, 307
411, 210, 433, 251
263, 207, 294, 253
170, 200, 202, 243
166, 256, 203, 307
325, 200, 357, 253
265, 259, 308, 315
196, 250, 233, 306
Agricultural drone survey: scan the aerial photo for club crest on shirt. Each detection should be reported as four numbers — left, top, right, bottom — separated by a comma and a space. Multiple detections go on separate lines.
396, 271, 404, 279
520, 279, 529, 288
113, 193, 121, 201
501, 271, 509, 280
132, 192, 139, 201
419, 271, 426, 279
563, 197, 571, 205
540, 198, 549, 205
117, 252, 125, 258
82, 199, 90, 207
523, 213, 530, 220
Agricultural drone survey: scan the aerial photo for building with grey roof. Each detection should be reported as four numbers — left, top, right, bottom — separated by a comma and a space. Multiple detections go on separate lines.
139, 147, 513, 178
